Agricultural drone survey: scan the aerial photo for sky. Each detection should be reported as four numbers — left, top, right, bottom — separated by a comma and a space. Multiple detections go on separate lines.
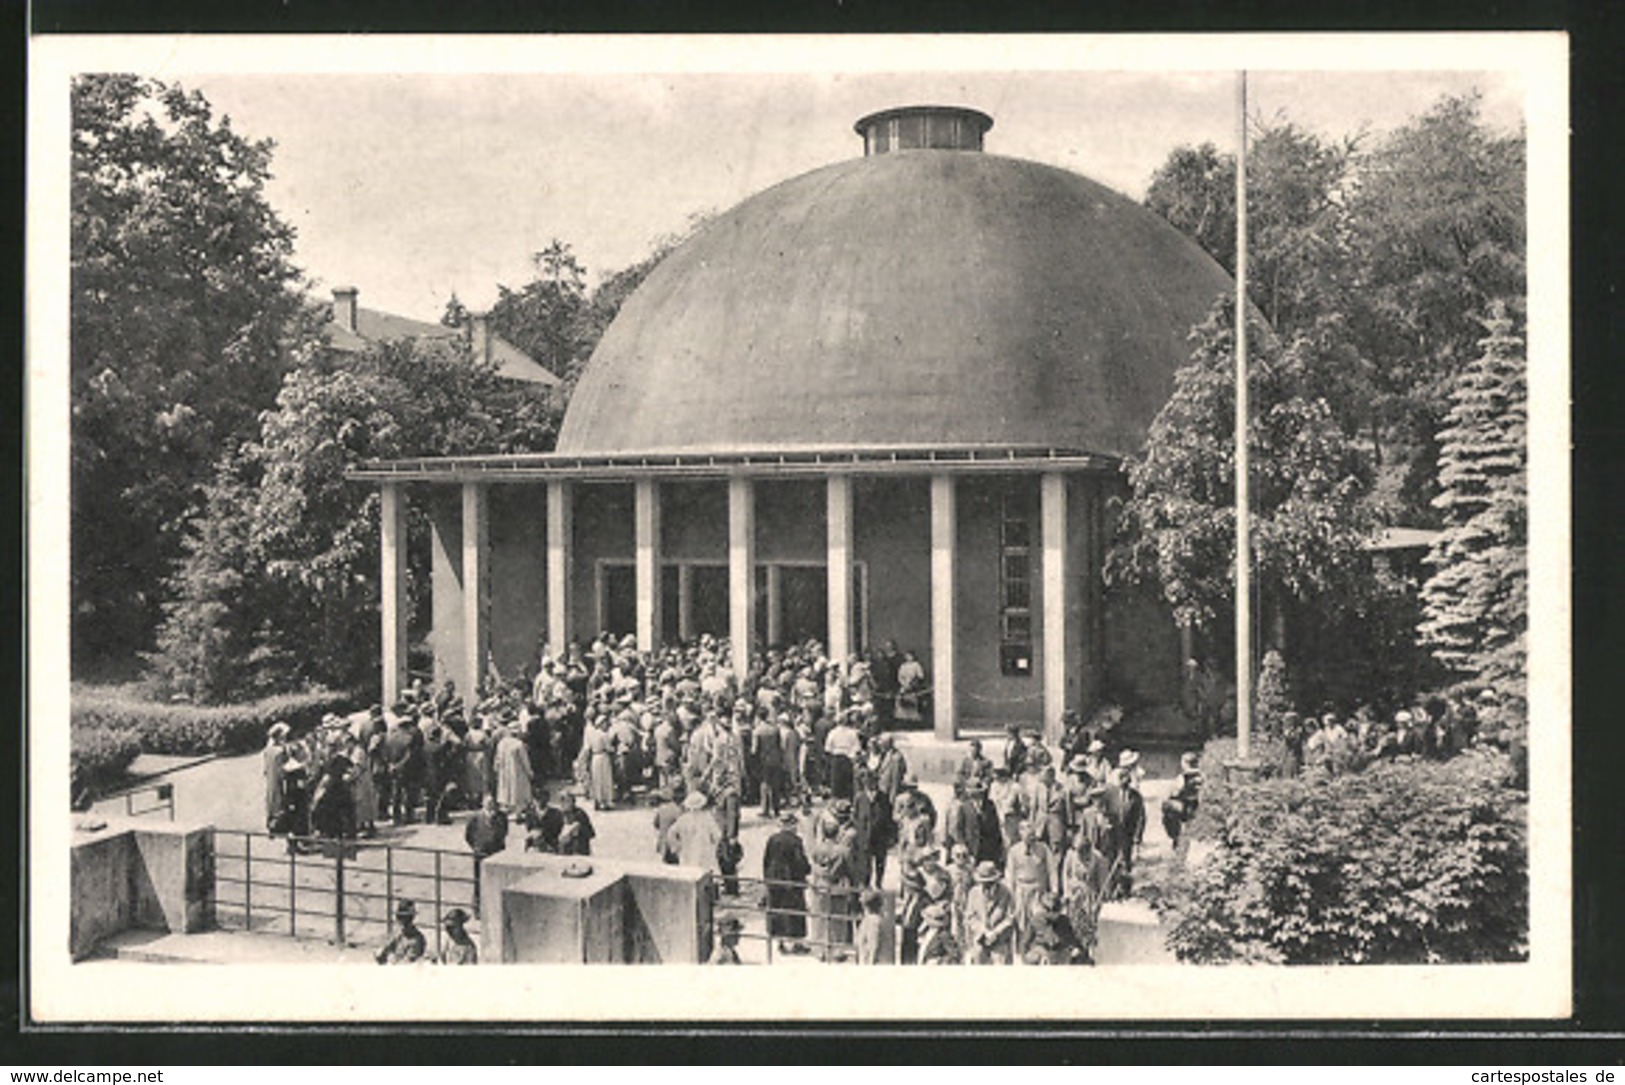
178, 66, 1524, 322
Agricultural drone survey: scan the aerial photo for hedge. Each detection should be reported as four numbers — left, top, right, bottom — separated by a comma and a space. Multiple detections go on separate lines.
1150, 746, 1527, 965
1189, 733, 1289, 839
70, 724, 143, 790
71, 687, 357, 761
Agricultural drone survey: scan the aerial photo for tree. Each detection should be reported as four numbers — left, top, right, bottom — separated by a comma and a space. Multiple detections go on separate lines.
1144, 143, 1236, 276
1342, 93, 1525, 521
1105, 301, 1379, 698
71, 74, 309, 667
1418, 303, 1527, 703
485, 239, 594, 388
1144, 95, 1524, 529
1253, 649, 1295, 738
1144, 119, 1357, 338
150, 336, 559, 698
1109, 301, 1377, 628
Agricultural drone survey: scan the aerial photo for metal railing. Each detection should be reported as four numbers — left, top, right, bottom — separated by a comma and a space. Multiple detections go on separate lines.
103, 781, 176, 820
711, 875, 893, 965
213, 830, 478, 957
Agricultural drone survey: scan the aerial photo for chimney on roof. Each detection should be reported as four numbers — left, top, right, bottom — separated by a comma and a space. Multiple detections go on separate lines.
332, 286, 359, 332
468, 311, 493, 365
854, 105, 993, 157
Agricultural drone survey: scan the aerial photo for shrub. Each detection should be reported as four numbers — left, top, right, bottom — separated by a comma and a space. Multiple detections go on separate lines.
1151, 747, 1527, 964
71, 687, 356, 758
70, 724, 142, 789
1254, 650, 1295, 739
1190, 733, 1289, 839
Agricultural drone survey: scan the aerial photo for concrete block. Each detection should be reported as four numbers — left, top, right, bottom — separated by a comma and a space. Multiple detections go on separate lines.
478, 850, 561, 963
616, 859, 713, 964
69, 825, 136, 960
130, 822, 216, 934
500, 866, 625, 964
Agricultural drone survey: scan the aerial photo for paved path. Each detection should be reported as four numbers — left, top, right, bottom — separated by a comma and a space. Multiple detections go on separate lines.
94, 748, 1183, 965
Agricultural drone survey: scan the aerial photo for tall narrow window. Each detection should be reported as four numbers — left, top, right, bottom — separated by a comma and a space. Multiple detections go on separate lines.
999, 491, 1033, 675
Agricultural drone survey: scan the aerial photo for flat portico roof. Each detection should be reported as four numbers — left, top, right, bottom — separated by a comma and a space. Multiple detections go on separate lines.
346, 444, 1122, 484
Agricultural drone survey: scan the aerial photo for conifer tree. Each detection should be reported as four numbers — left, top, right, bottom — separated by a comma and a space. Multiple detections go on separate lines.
1418, 302, 1527, 697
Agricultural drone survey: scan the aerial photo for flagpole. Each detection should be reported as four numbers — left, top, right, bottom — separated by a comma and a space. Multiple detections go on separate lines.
1234, 70, 1253, 761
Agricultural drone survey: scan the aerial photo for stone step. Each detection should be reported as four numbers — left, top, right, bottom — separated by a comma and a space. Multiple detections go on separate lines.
102, 927, 374, 965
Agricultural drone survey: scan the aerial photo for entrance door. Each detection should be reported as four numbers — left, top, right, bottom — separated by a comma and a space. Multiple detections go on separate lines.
778, 566, 828, 646
691, 565, 730, 639
600, 563, 635, 638
661, 565, 681, 644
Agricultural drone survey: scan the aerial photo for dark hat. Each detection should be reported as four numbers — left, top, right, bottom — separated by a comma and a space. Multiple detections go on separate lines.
779, 812, 799, 827
717, 916, 743, 935
395, 900, 417, 919
442, 907, 470, 926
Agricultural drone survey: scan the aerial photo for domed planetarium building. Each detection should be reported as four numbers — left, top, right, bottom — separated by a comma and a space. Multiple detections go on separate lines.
354, 105, 1236, 742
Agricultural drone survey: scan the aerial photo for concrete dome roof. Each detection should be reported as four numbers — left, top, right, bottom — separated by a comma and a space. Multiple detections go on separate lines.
557, 147, 1235, 458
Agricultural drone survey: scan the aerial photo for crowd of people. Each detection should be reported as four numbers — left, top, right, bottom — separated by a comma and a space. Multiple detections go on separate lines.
1274, 689, 1499, 780
261, 631, 1199, 967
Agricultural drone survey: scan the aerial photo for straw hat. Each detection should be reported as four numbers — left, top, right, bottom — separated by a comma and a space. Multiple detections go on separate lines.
974, 860, 1001, 883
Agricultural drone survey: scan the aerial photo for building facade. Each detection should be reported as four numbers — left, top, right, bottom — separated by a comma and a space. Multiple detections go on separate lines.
352, 105, 1238, 742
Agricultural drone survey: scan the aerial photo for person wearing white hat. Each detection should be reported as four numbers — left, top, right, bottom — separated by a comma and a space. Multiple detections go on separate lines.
666, 790, 723, 873
1083, 739, 1112, 786
263, 722, 292, 833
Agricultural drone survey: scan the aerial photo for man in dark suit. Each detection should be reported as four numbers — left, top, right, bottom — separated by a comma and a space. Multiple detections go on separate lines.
753, 711, 785, 817
851, 769, 895, 889
971, 780, 1005, 867
762, 811, 812, 954
1099, 753, 1146, 897
956, 739, 994, 789
383, 712, 424, 825
943, 781, 980, 861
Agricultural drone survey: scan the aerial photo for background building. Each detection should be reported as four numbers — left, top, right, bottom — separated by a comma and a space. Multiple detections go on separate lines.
353, 105, 1237, 741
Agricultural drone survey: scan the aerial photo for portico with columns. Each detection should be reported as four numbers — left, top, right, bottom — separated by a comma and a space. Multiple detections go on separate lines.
360, 446, 1143, 744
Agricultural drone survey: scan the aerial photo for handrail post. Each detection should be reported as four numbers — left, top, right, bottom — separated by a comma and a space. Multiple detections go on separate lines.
433, 849, 443, 960
334, 843, 346, 946
243, 833, 253, 931
385, 845, 394, 934
288, 838, 298, 938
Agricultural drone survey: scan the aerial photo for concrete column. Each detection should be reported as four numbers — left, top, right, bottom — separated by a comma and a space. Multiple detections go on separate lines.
677, 564, 695, 642
728, 475, 756, 683
462, 483, 490, 698
1041, 472, 1069, 744
826, 475, 854, 664
930, 473, 957, 740
546, 480, 573, 658
765, 564, 783, 647
634, 478, 663, 652
380, 482, 409, 707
